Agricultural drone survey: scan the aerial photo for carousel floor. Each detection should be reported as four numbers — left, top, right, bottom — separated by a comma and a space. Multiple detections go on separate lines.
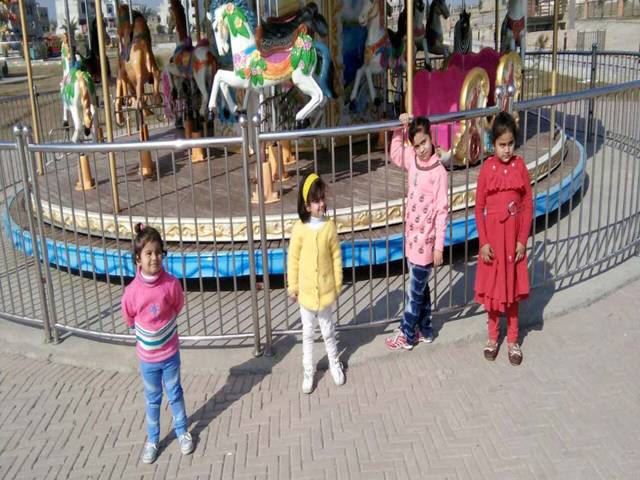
30, 112, 564, 244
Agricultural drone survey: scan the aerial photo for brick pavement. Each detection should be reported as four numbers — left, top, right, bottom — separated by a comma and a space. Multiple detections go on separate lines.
1, 278, 640, 479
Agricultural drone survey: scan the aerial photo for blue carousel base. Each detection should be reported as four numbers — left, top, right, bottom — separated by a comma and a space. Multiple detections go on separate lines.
4, 140, 585, 279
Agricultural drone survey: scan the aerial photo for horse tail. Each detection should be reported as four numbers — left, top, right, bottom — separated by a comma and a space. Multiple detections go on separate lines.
161, 68, 174, 120
79, 74, 93, 130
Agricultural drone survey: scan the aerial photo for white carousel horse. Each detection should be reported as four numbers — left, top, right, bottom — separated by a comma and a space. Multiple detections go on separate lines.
207, 0, 335, 129
453, 8, 472, 54
500, 0, 525, 54
60, 33, 96, 142
425, 0, 451, 69
349, 0, 405, 109
61, 67, 97, 142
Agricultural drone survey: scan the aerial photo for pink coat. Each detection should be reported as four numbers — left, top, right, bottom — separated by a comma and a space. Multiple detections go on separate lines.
390, 129, 449, 267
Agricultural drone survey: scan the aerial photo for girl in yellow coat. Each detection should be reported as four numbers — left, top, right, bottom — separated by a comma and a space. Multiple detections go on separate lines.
288, 173, 345, 394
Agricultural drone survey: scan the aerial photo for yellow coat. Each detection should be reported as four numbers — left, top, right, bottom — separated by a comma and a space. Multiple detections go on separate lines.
287, 219, 343, 311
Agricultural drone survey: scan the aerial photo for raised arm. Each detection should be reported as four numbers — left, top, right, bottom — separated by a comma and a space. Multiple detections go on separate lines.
389, 128, 413, 170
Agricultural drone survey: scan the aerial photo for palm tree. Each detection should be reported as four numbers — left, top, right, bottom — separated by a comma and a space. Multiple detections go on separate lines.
61, 17, 77, 37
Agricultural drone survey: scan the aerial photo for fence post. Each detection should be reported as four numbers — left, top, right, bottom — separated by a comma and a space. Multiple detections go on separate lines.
251, 115, 274, 357
239, 116, 263, 357
588, 42, 598, 135
13, 125, 55, 344
22, 126, 59, 344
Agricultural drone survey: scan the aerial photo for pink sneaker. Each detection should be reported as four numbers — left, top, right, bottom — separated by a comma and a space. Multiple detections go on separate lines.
385, 329, 413, 350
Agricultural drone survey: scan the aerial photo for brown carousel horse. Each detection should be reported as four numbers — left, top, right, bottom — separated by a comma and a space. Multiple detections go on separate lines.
115, 4, 161, 126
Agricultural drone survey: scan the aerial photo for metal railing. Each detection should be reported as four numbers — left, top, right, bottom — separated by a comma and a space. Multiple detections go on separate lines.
0, 80, 638, 355
523, 49, 640, 100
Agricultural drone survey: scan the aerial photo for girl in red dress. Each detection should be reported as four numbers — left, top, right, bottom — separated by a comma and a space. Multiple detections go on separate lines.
474, 112, 532, 366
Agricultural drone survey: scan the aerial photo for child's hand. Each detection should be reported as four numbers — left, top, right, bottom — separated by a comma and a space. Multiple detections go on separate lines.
480, 243, 494, 263
288, 292, 298, 303
433, 249, 444, 267
399, 113, 412, 129
515, 242, 526, 262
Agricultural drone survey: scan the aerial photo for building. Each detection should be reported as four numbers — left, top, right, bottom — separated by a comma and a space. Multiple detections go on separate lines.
38, 5, 50, 34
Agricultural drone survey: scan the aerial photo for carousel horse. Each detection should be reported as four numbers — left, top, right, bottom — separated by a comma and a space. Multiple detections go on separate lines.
60, 32, 97, 142
115, 4, 161, 126
162, 0, 217, 121
453, 8, 472, 54
500, 0, 525, 54
349, 0, 405, 109
207, 0, 336, 129
425, 0, 451, 69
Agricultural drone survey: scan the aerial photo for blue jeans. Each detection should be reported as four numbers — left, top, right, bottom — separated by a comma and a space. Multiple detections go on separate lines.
139, 351, 188, 444
400, 262, 433, 343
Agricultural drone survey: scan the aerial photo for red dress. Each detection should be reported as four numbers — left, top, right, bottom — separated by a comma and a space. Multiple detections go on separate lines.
474, 155, 533, 313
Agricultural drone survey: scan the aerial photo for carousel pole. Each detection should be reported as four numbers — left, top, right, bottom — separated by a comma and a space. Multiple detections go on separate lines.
193, 0, 201, 41
17, 0, 44, 173
95, 0, 120, 212
551, 0, 560, 96
128, 0, 133, 23
494, 0, 500, 51
63, 0, 76, 58
407, 0, 414, 115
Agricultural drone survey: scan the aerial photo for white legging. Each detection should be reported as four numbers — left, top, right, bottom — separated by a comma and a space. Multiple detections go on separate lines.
300, 304, 339, 370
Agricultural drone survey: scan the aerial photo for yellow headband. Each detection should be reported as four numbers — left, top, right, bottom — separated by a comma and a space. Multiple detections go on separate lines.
302, 173, 319, 203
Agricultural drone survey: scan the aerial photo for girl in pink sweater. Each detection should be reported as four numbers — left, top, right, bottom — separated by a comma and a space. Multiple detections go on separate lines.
385, 114, 449, 350
121, 224, 193, 464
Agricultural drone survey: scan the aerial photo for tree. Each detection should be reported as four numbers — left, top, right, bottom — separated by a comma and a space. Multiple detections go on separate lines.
61, 17, 77, 37
136, 5, 157, 22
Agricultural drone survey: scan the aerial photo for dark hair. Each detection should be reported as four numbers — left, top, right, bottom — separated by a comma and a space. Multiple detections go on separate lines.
408, 116, 432, 144
297, 172, 328, 223
491, 111, 518, 144
132, 223, 166, 266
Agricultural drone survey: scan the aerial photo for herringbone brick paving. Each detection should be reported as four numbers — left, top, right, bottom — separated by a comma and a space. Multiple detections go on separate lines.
1, 279, 640, 479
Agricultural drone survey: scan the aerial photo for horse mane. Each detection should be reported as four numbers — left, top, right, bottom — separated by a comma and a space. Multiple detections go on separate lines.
210, 0, 256, 31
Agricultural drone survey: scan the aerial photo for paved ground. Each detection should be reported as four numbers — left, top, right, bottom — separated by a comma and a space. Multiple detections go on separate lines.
1, 258, 639, 479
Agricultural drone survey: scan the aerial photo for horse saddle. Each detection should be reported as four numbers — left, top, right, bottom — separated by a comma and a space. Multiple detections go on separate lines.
255, 3, 320, 56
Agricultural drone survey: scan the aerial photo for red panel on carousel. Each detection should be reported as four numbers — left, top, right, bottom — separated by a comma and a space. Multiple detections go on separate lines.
447, 47, 501, 104
412, 67, 466, 151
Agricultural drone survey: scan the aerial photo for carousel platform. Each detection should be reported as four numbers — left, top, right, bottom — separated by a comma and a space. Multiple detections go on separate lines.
4, 115, 585, 279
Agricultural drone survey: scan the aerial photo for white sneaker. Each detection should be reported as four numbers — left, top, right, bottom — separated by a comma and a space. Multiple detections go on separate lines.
302, 366, 315, 394
141, 442, 158, 464
178, 432, 194, 455
330, 359, 345, 386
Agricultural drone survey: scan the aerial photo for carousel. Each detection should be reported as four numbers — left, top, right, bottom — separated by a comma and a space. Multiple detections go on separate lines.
5, 0, 584, 279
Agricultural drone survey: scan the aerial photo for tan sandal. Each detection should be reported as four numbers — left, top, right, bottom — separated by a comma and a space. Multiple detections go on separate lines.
483, 340, 498, 361
507, 343, 523, 366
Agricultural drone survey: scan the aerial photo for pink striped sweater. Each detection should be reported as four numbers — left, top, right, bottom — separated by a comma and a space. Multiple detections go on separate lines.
121, 269, 184, 363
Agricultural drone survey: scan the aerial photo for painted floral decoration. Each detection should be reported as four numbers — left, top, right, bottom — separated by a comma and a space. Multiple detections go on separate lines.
291, 33, 316, 76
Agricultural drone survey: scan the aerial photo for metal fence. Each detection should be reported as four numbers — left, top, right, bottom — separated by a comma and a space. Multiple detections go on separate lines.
0, 78, 638, 355
576, 30, 606, 51
523, 49, 640, 100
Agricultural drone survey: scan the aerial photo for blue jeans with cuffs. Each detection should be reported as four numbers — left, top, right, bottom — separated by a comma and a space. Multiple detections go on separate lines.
400, 261, 433, 344
139, 351, 188, 444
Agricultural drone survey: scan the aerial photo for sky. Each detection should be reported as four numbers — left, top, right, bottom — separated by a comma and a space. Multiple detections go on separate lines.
41, 0, 475, 24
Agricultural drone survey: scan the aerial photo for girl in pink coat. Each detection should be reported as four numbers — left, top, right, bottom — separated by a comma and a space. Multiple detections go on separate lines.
386, 114, 449, 350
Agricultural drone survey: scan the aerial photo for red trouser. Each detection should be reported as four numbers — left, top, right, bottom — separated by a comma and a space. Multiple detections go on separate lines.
487, 302, 519, 343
